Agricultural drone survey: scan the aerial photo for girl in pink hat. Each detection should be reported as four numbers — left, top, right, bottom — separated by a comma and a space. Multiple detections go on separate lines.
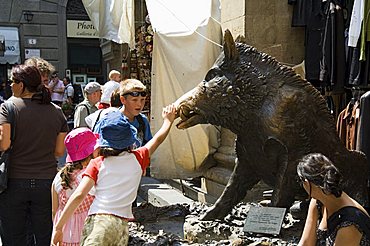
51, 127, 100, 246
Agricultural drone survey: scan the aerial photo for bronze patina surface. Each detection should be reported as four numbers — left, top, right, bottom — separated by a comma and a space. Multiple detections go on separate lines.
176, 30, 369, 220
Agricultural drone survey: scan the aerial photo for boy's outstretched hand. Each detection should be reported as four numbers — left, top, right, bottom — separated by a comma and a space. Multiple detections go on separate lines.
145, 103, 177, 156
162, 104, 177, 123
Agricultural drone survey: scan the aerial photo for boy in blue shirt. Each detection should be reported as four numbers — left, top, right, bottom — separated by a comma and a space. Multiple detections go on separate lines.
119, 79, 152, 149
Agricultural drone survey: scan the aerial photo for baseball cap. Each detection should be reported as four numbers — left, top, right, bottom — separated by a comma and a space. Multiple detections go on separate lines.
95, 111, 138, 150
84, 82, 102, 94
65, 127, 100, 163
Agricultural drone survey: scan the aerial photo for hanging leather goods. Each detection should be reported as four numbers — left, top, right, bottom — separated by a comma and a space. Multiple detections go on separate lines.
121, 59, 128, 70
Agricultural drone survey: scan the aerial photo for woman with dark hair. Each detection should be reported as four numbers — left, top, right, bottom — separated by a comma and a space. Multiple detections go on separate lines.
0, 64, 68, 245
297, 153, 370, 246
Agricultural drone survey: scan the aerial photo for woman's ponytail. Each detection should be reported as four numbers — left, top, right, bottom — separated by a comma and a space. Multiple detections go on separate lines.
322, 165, 342, 197
32, 84, 51, 104
298, 153, 343, 197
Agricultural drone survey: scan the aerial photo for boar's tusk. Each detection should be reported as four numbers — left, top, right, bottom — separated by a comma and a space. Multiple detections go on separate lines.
176, 114, 204, 129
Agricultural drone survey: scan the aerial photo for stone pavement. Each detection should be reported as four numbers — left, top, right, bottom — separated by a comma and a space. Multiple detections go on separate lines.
138, 176, 194, 206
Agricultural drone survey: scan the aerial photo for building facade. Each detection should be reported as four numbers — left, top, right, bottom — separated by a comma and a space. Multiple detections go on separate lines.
0, 0, 101, 83
0, 0, 147, 85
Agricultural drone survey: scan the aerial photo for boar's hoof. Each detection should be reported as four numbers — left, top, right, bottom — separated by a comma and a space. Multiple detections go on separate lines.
199, 206, 223, 221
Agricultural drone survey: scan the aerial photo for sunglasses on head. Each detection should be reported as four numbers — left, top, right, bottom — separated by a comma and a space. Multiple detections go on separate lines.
123, 91, 147, 97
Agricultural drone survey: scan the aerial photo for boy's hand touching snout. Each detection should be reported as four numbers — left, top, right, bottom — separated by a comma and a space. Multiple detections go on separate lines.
162, 104, 177, 123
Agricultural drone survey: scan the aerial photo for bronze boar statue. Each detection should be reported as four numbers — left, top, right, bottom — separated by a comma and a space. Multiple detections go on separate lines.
175, 29, 369, 220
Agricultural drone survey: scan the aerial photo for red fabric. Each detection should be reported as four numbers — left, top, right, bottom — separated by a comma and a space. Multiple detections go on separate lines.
83, 157, 104, 183
132, 147, 150, 171
83, 149, 149, 182
98, 102, 110, 109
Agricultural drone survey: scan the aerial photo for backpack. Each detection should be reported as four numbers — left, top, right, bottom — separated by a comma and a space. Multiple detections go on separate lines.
74, 103, 90, 116
72, 84, 84, 104
92, 109, 104, 132
64, 84, 74, 98
72, 103, 90, 130
136, 114, 147, 145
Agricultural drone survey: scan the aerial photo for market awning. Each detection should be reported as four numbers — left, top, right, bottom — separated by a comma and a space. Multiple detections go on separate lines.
0, 26, 21, 64
147, 0, 222, 178
82, 0, 135, 48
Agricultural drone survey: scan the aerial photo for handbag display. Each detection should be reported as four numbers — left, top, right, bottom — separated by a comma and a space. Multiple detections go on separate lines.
0, 101, 17, 193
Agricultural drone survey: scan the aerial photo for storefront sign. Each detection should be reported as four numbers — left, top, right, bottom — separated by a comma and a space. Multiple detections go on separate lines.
28, 38, 37, 45
25, 49, 40, 59
0, 27, 20, 64
67, 20, 98, 38
243, 206, 286, 235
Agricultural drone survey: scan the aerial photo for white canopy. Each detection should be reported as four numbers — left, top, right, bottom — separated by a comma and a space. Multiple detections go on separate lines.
147, 0, 222, 178
82, 0, 135, 48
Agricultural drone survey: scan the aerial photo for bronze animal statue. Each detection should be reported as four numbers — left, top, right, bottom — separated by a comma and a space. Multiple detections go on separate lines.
175, 30, 369, 220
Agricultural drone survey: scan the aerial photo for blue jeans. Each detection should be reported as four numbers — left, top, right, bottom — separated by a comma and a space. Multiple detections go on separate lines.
0, 178, 53, 246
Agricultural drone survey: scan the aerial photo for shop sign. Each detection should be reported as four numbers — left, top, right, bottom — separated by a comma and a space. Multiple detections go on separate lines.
28, 38, 37, 45
0, 27, 21, 64
67, 20, 98, 38
25, 49, 40, 59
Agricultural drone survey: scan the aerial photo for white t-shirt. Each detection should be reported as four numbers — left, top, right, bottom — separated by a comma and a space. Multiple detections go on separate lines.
100, 80, 120, 104
83, 147, 149, 219
63, 84, 74, 103
49, 79, 65, 102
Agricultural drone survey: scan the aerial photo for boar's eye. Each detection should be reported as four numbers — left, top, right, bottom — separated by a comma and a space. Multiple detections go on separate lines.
205, 68, 223, 82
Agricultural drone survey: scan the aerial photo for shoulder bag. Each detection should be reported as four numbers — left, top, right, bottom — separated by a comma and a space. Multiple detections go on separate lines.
0, 101, 17, 193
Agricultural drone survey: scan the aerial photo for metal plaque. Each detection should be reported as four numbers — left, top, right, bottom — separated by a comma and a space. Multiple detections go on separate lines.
25, 49, 40, 59
243, 206, 286, 235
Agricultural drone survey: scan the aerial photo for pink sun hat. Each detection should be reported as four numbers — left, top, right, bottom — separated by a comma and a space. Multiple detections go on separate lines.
65, 127, 100, 163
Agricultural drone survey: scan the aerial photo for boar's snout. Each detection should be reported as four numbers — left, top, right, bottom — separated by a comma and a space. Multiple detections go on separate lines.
176, 103, 205, 129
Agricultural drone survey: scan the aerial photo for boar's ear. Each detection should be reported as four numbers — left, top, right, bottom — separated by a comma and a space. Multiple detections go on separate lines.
224, 29, 239, 63
235, 35, 246, 43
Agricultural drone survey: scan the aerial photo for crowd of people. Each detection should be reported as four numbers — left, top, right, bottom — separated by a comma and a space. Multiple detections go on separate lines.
0, 57, 173, 246
0, 56, 369, 246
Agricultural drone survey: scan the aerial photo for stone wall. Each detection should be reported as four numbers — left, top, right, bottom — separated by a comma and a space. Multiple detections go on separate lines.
0, 0, 68, 73
221, 0, 305, 65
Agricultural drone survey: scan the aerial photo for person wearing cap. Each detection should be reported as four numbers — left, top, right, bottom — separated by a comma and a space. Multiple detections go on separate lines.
73, 82, 102, 128
51, 128, 99, 246
51, 104, 177, 246
49, 71, 65, 107
99, 69, 121, 109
